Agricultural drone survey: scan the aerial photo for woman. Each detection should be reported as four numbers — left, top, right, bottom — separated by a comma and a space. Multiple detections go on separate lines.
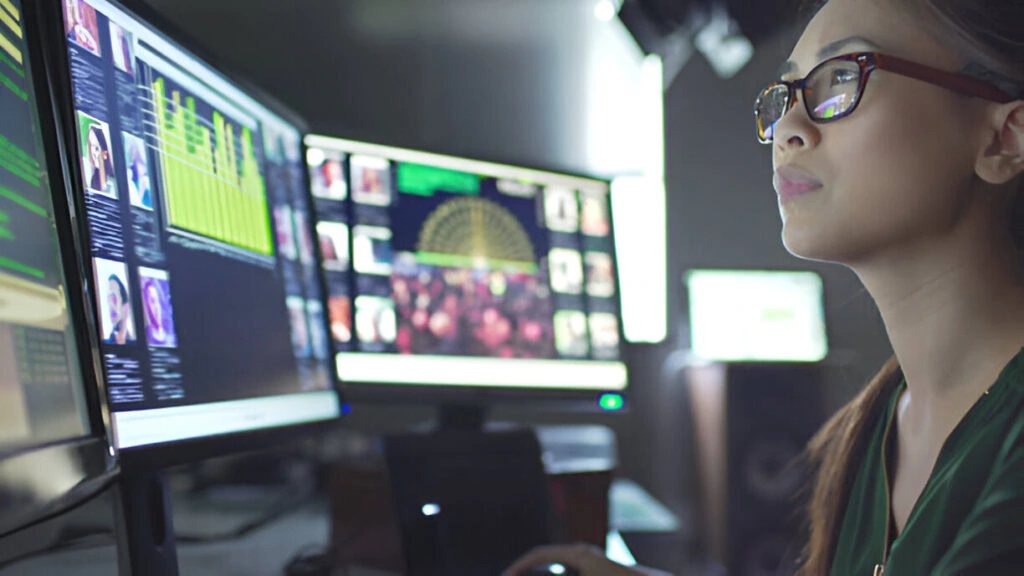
106, 274, 134, 345
65, 0, 98, 54
126, 138, 151, 208
86, 125, 115, 196
143, 280, 172, 347
505, 0, 1024, 574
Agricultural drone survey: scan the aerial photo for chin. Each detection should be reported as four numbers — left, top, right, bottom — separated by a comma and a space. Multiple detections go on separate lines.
780, 223, 860, 264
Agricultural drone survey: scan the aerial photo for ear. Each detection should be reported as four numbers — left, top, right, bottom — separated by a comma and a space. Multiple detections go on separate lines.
977, 102, 1024, 185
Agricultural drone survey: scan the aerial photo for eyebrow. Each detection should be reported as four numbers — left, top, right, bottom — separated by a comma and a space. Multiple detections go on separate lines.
777, 36, 883, 77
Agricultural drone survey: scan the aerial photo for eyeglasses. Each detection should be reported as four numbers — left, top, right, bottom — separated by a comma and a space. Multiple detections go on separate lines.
754, 52, 1016, 144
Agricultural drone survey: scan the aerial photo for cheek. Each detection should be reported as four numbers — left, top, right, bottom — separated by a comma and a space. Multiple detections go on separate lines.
782, 91, 977, 261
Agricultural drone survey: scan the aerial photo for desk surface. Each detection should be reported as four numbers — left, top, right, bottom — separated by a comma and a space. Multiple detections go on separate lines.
1, 478, 667, 575
1, 503, 399, 576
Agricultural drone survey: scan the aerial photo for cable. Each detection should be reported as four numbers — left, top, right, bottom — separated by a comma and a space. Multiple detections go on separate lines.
283, 544, 351, 576
174, 486, 317, 544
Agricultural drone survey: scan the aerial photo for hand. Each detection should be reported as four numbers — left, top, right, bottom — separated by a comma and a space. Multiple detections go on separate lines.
502, 544, 663, 576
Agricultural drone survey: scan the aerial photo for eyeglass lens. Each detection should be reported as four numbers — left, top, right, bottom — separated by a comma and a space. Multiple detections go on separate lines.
757, 59, 863, 142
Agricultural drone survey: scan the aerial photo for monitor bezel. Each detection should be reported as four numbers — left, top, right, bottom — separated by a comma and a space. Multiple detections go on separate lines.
303, 135, 631, 414
33, 0, 344, 469
0, 0, 117, 538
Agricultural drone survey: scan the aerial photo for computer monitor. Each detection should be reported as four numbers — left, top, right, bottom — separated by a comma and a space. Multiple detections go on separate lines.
0, 0, 113, 537
685, 269, 829, 362
304, 135, 628, 412
44, 0, 340, 457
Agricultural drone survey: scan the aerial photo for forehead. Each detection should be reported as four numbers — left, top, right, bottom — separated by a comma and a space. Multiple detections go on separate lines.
788, 0, 960, 73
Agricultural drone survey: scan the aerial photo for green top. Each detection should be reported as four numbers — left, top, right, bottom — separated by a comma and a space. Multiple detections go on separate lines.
830, 348, 1024, 576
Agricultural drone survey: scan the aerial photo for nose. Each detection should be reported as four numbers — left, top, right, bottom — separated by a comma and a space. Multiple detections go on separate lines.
772, 94, 820, 154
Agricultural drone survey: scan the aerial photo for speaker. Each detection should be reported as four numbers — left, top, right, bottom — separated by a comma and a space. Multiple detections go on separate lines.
687, 362, 828, 576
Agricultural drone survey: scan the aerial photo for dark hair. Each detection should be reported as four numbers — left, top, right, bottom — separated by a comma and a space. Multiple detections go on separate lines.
797, 1, 1024, 575
108, 273, 128, 304
88, 125, 114, 189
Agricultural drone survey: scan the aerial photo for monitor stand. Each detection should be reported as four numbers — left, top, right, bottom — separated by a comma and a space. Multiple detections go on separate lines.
436, 403, 489, 432
114, 469, 179, 576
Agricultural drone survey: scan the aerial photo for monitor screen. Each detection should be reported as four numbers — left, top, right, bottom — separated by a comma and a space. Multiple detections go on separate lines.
0, 0, 90, 454
685, 269, 829, 362
305, 135, 628, 392
58, 0, 338, 449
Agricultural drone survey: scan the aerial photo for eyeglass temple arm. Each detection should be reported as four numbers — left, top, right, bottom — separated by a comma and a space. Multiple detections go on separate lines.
873, 53, 1016, 103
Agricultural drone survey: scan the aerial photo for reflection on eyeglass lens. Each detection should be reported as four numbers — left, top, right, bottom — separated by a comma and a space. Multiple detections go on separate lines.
814, 93, 850, 118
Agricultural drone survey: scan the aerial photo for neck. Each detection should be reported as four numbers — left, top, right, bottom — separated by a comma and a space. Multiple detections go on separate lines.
852, 222, 1024, 404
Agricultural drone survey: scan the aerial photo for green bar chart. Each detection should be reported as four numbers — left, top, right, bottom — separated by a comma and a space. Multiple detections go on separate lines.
150, 76, 272, 255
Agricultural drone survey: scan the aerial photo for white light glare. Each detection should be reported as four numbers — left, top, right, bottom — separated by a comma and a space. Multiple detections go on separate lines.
305, 147, 325, 167
421, 503, 441, 517
612, 176, 668, 344
549, 564, 567, 575
693, 9, 754, 79
593, 0, 616, 22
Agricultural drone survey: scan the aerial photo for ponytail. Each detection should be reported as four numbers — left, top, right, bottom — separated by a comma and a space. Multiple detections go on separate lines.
798, 356, 903, 575
1012, 181, 1024, 257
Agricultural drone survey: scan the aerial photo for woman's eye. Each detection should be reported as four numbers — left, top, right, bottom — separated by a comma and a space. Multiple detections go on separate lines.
830, 69, 858, 86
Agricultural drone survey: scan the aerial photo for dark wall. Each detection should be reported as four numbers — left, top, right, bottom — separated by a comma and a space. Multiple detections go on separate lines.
140, 0, 892, 541
139, 0, 592, 173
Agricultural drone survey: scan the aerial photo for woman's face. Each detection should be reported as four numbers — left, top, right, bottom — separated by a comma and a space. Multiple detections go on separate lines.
88, 130, 102, 167
146, 285, 162, 326
772, 0, 991, 264
132, 149, 147, 179
108, 280, 123, 323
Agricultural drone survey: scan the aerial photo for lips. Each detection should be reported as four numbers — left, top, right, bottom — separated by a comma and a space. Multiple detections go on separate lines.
773, 165, 823, 201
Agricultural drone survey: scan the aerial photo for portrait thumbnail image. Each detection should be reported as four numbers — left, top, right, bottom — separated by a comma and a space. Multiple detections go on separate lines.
355, 295, 397, 346
580, 189, 611, 237
589, 312, 621, 359
307, 147, 348, 201
548, 248, 584, 295
138, 267, 177, 349
78, 113, 117, 199
109, 21, 135, 74
544, 186, 579, 234
294, 210, 316, 265
317, 221, 350, 272
353, 225, 393, 276
123, 132, 151, 210
64, 0, 101, 57
287, 296, 311, 358
93, 258, 135, 346
307, 299, 329, 361
350, 154, 392, 207
553, 310, 589, 358
328, 295, 352, 345
584, 251, 616, 298
273, 205, 298, 261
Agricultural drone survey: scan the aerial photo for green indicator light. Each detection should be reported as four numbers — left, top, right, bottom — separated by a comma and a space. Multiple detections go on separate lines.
599, 393, 624, 411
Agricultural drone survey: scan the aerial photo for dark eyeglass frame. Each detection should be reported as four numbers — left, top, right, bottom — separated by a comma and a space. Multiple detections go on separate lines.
755, 51, 1017, 144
